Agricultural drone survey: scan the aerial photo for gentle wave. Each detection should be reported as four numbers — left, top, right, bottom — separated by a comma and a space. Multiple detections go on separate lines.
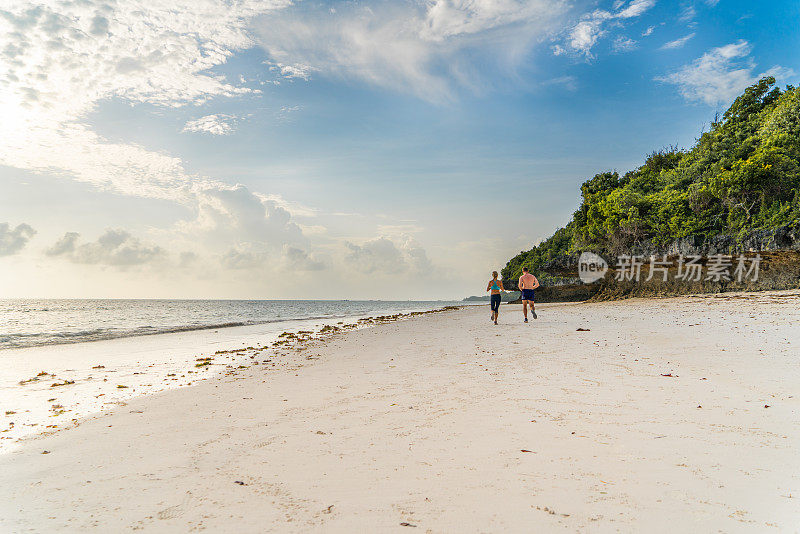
0, 316, 346, 349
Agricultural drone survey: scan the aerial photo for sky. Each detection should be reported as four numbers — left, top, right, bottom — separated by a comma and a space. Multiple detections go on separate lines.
1, 0, 798, 300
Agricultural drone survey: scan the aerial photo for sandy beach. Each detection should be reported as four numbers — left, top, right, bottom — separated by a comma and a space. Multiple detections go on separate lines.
0, 302, 459, 453
2, 291, 799, 532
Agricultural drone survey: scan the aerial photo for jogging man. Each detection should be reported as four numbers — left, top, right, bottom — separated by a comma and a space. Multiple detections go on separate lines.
518, 267, 540, 322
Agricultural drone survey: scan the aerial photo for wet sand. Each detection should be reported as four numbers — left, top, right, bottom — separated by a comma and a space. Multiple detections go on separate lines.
2, 291, 799, 532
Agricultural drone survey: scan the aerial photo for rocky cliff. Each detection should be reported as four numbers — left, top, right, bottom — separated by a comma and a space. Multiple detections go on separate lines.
533, 223, 800, 302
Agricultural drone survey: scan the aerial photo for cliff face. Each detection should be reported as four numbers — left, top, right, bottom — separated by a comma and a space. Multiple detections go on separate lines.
653, 223, 800, 256
531, 255, 800, 303
541, 222, 800, 275
530, 224, 800, 302
529, 284, 600, 303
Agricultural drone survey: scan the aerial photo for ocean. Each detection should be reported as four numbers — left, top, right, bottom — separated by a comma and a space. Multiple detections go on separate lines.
0, 299, 462, 350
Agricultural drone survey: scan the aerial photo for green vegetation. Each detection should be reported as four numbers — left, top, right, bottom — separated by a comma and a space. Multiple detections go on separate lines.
503, 78, 800, 282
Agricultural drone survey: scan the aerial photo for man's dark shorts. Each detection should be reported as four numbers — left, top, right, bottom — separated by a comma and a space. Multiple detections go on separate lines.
522, 289, 536, 302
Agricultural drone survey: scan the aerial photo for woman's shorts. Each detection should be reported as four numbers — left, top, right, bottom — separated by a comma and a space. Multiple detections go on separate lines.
490, 294, 501, 312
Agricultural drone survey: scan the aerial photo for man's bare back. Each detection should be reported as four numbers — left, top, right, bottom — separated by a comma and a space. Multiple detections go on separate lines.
518, 272, 539, 289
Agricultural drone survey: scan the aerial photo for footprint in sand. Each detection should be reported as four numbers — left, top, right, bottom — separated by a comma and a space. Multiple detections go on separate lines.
156, 493, 192, 520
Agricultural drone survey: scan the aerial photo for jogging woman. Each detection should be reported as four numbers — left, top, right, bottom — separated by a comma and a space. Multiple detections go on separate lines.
486, 271, 504, 325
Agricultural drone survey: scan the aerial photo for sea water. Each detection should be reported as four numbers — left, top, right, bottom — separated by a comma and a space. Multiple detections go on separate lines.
0, 299, 462, 350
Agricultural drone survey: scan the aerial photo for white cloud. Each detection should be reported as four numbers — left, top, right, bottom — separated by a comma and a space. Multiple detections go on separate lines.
282, 246, 325, 271
254, 0, 572, 101
657, 41, 795, 105
220, 247, 265, 270
179, 184, 305, 250
183, 114, 238, 135
679, 4, 697, 22
556, 0, 656, 59
0, 1, 343, 278
660, 32, 695, 50
0, 222, 36, 256
255, 192, 317, 218
421, 0, 566, 40
613, 36, 638, 52
565, 14, 611, 58
0, 0, 538, 297
160, 183, 335, 276
46, 229, 164, 266
344, 236, 432, 275
45, 232, 80, 257
399, 235, 434, 273
344, 238, 406, 275
0, 0, 288, 201
540, 75, 578, 91
275, 105, 302, 123
220, 244, 324, 272
617, 0, 656, 18
269, 62, 316, 81
642, 25, 655, 36
179, 251, 198, 267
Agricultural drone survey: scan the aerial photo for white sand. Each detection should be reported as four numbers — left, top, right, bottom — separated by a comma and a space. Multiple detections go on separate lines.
2, 292, 799, 532
1, 306, 459, 452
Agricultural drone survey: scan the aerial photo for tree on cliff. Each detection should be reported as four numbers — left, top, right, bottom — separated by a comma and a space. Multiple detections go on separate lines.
502, 77, 800, 283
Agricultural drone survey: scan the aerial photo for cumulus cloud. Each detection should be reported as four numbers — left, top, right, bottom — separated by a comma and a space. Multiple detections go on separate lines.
218, 245, 324, 272
220, 248, 265, 270
555, 0, 656, 59
660, 33, 695, 50
657, 41, 795, 105
0, 222, 36, 256
0, 1, 339, 278
183, 184, 304, 248
179, 251, 198, 267
344, 236, 432, 275
282, 246, 325, 271
45, 232, 80, 257
0, 0, 288, 201
165, 183, 326, 274
345, 238, 407, 275
562, 15, 611, 57
269, 62, 316, 81
46, 229, 164, 266
182, 114, 238, 135
254, 0, 572, 101
399, 236, 434, 273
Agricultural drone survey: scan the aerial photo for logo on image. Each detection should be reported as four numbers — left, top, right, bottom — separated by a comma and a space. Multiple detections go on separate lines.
578, 252, 608, 284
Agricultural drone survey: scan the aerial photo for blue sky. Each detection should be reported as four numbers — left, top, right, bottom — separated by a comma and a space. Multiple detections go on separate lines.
1, 0, 798, 299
